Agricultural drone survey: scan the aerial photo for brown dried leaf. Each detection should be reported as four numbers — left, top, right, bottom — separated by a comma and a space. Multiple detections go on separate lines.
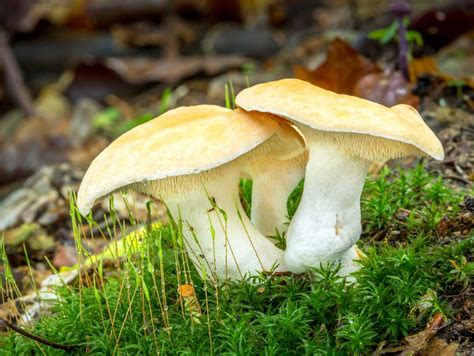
378, 313, 446, 355
353, 71, 419, 108
409, 55, 474, 88
423, 337, 459, 356
105, 55, 251, 84
400, 313, 445, 354
294, 38, 380, 94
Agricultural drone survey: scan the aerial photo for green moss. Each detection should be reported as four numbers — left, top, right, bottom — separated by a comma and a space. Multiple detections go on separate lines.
1, 165, 472, 354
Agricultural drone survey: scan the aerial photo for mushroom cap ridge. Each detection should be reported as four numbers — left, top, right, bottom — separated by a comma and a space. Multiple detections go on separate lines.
235, 78, 444, 160
77, 105, 282, 215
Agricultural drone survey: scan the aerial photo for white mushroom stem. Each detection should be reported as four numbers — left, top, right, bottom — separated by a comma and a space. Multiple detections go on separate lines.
284, 134, 370, 274
156, 163, 287, 281
249, 156, 306, 237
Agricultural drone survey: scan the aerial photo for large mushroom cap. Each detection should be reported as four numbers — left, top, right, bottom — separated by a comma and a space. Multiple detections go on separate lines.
77, 105, 283, 215
235, 78, 444, 161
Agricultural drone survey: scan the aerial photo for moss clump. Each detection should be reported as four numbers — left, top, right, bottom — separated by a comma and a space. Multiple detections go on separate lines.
1, 165, 472, 354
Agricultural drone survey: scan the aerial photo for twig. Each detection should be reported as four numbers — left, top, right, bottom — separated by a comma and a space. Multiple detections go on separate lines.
0, 29, 35, 116
0, 317, 78, 351
442, 175, 471, 185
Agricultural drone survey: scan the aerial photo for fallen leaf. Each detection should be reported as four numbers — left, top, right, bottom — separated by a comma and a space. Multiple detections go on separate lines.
178, 284, 197, 298
409, 56, 441, 83
409, 56, 474, 87
423, 337, 459, 356
294, 37, 380, 94
178, 284, 202, 322
353, 71, 419, 107
401, 312, 444, 354
378, 312, 446, 355
105, 55, 252, 84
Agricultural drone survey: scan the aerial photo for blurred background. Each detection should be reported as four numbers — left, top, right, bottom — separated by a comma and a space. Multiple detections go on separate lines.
0, 0, 473, 289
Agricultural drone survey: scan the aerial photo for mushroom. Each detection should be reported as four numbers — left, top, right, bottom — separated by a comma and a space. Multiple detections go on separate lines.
246, 124, 308, 237
77, 105, 305, 281
235, 79, 444, 274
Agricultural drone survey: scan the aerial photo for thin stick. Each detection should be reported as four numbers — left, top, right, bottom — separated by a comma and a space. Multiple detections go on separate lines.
0, 30, 35, 116
0, 317, 78, 351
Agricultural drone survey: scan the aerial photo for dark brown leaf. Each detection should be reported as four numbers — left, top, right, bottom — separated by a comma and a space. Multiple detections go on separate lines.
294, 37, 380, 95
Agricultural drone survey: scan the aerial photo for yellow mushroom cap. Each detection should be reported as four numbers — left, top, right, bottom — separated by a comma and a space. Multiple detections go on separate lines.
235, 78, 444, 161
77, 105, 283, 215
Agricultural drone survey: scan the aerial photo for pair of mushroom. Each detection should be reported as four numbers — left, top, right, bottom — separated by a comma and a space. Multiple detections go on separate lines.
77, 79, 444, 281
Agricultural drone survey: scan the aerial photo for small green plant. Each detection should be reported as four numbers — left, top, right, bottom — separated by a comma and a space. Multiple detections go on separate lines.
224, 80, 236, 109
368, 19, 423, 48
361, 164, 466, 237
368, 13, 423, 78
92, 87, 173, 138
1, 166, 472, 354
447, 79, 467, 98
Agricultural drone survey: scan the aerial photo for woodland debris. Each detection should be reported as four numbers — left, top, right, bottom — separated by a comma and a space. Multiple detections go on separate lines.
105, 55, 252, 84
0, 164, 83, 230
353, 70, 419, 107
52, 245, 78, 268
203, 25, 279, 58
294, 38, 380, 95
0, 30, 35, 116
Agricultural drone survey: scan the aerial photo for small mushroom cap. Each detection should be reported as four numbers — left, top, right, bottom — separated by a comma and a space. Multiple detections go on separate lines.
77, 105, 283, 215
235, 78, 444, 161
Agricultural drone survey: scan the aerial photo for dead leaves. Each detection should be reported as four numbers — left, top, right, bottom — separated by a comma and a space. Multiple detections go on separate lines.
294, 38, 418, 107
178, 284, 202, 323
294, 38, 379, 95
105, 55, 252, 84
293, 36, 474, 109
409, 55, 474, 88
376, 312, 459, 355
354, 71, 419, 108
436, 196, 473, 239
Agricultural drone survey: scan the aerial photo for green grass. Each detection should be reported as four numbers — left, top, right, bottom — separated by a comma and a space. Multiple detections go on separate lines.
1, 164, 472, 354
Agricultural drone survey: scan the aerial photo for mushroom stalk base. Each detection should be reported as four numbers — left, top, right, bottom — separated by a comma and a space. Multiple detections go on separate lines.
284, 141, 370, 274
163, 168, 286, 282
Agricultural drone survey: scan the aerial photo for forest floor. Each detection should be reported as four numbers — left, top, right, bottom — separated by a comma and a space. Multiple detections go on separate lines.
0, 1, 473, 354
